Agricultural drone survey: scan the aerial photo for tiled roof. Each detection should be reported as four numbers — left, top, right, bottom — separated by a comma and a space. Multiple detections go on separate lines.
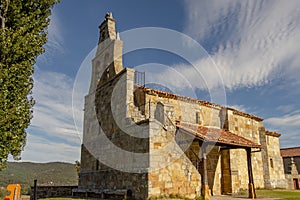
280, 147, 300, 157
176, 121, 261, 148
266, 130, 281, 137
138, 86, 263, 121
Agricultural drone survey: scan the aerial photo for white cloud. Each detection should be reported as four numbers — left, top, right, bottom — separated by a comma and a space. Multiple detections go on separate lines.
31, 70, 81, 140
17, 70, 82, 163
183, 0, 300, 90
265, 111, 300, 148
227, 104, 247, 113
46, 9, 64, 53
265, 110, 300, 128
37, 8, 64, 65
21, 134, 80, 163
276, 104, 296, 114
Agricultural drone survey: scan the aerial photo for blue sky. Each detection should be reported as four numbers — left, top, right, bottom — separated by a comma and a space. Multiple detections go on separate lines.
17, 0, 300, 163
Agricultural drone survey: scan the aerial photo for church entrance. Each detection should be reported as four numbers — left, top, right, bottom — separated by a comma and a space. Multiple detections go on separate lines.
293, 179, 299, 189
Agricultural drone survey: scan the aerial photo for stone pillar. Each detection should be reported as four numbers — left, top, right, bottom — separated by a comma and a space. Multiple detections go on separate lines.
246, 148, 256, 199
201, 143, 210, 200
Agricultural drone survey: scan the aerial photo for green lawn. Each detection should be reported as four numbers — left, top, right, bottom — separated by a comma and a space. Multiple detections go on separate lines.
36, 190, 300, 200
41, 199, 86, 200
256, 189, 300, 200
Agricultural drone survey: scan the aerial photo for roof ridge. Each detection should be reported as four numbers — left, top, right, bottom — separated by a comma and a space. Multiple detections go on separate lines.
138, 86, 263, 121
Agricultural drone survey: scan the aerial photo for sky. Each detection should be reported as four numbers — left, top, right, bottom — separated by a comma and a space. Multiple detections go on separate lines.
16, 0, 300, 163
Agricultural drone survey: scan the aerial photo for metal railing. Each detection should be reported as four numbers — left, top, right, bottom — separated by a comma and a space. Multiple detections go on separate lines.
134, 71, 145, 87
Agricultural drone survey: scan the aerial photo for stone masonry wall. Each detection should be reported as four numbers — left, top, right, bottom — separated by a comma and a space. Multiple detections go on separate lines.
265, 135, 287, 188
80, 67, 149, 199
30, 186, 77, 199
94, 68, 149, 199
143, 91, 225, 197
226, 109, 265, 191
148, 120, 202, 199
206, 146, 222, 195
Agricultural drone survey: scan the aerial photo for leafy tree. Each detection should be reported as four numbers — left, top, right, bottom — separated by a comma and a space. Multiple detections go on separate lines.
0, 0, 59, 170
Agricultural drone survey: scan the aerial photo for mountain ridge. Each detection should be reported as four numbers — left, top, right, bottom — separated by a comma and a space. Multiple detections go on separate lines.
0, 162, 78, 194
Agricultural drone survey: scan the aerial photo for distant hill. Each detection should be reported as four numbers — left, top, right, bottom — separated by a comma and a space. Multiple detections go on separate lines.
0, 162, 78, 194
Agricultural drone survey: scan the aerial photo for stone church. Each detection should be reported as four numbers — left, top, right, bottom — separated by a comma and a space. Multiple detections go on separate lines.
76, 13, 286, 199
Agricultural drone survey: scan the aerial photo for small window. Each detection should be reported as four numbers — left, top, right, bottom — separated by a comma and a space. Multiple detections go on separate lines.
270, 158, 274, 168
96, 160, 100, 170
106, 69, 110, 79
196, 111, 203, 125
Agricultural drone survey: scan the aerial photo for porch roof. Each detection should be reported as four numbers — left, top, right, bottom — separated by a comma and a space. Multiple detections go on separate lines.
176, 121, 261, 148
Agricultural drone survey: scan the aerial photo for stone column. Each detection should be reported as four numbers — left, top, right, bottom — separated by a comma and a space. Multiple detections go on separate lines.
201, 142, 210, 200
246, 148, 256, 199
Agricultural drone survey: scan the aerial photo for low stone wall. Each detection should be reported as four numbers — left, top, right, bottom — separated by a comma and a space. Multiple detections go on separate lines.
30, 185, 77, 199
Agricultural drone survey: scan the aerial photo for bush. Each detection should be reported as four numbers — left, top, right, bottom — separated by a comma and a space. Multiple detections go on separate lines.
0, 187, 9, 199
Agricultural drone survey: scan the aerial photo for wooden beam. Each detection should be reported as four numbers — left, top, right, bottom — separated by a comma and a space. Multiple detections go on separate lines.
246, 148, 256, 199
201, 142, 210, 200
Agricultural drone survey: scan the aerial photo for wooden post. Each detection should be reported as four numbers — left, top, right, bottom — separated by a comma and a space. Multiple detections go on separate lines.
201, 143, 210, 200
246, 148, 256, 199
33, 179, 37, 200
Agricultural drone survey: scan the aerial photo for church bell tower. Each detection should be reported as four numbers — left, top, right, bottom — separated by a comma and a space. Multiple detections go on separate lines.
81, 12, 123, 167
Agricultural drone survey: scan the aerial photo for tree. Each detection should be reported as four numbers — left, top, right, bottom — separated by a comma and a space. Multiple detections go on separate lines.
0, 0, 59, 170
75, 160, 80, 175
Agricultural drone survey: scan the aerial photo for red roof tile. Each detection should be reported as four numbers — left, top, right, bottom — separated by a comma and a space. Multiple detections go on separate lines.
266, 130, 281, 137
176, 121, 261, 148
280, 147, 300, 157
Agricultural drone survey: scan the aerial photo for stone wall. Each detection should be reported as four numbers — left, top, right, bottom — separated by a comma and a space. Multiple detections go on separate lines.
142, 88, 222, 197
79, 14, 124, 190
30, 186, 77, 199
285, 174, 300, 189
226, 109, 265, 191
265, 135, 287, 188
228, 149, 249, 192
148, 121, 202, 199
79, 68, 149, 199
140, 88, 286, 194
206, 146, 221, 195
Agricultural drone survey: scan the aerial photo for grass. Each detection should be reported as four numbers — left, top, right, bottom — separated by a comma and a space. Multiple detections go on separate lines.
41, 198, 86, 200
256, 189, 300, 200
41, 198, 202, 200
18, 189, 300, 200
148, 194, 203, 200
